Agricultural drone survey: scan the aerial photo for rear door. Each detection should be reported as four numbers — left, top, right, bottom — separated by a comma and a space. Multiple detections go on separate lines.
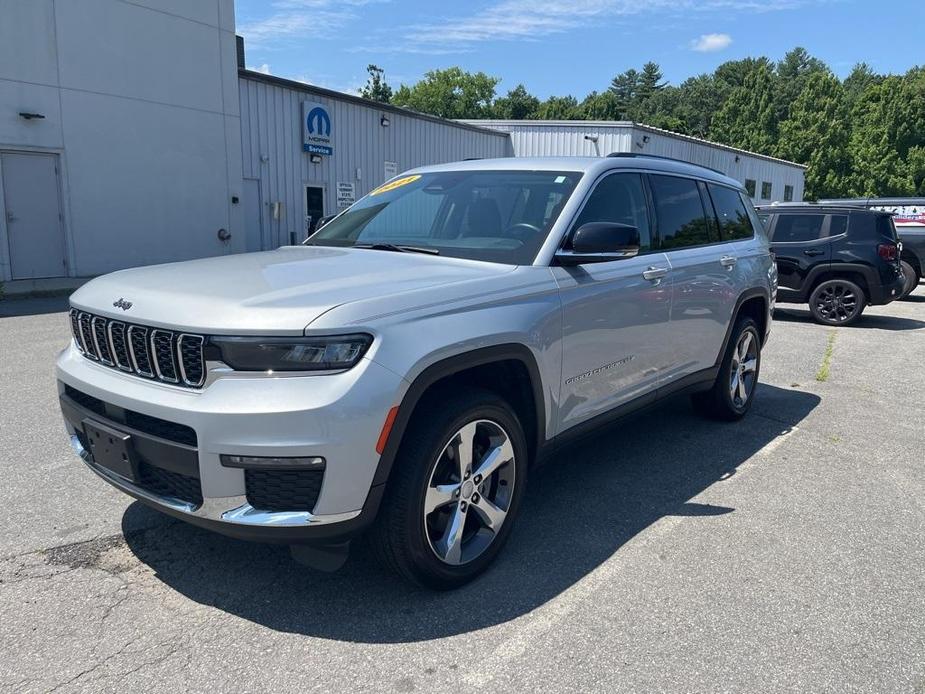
768, 212, 831, 295
553, 172, 671, 431
649, 174, 738, 380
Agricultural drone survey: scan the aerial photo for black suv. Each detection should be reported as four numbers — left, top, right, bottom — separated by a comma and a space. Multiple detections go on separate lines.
756, 204, 904, 325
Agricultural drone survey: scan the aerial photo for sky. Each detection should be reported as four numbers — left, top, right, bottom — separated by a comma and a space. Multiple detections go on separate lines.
235, 0, 923, 98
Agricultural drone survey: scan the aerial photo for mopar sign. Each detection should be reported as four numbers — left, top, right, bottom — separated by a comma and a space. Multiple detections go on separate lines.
302, 101, 333, 155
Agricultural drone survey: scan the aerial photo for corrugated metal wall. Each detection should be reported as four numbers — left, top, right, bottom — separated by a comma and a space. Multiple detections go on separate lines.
465, 120, 805, 204
239, 76, 511, 248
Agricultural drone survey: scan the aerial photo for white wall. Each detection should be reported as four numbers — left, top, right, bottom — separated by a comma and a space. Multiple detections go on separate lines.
464, 120, 806, 204
0, 0, 243, 280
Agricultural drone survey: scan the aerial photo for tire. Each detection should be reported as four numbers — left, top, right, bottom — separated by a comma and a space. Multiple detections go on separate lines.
899, 260, 919, 300
371, 387, 528, 589
808, 279, 867, 326
692, 316, 762, 421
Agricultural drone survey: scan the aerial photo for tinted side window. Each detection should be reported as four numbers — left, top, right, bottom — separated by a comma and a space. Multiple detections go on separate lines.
708, 184, 754, 241
770, 214, 825, 242
572, 173, 651, 252
829, 214, 848, 236
650, 175, 714, 250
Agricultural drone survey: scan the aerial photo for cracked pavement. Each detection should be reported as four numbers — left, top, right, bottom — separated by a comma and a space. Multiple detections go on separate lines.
1, 292, 923, 693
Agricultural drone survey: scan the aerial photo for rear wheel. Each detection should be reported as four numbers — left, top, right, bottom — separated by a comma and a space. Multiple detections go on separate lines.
371, 388, 527, 589
692, 316, 761, 421
899, 260, 919, 299
808, 279, 866, 325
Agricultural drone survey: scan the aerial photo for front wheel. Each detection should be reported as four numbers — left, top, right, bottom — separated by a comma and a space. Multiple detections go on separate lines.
692, 316, 762, 421
808, 279, 866, 325
371, 388, 527, 589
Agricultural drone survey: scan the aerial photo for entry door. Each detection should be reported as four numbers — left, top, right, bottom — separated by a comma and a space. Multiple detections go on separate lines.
2, 152, 67, 279
242, 178, 263, 252
553, 172, 672, 431
305, 186, 325, 236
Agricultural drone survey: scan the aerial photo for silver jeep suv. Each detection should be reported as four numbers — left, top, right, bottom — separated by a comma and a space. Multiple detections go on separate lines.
58, 155, 775, 588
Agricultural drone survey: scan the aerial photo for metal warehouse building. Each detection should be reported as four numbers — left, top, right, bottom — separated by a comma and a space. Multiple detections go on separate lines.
238, 70, 510, 250
0, 0, 805, 287
461, 120, 806, 205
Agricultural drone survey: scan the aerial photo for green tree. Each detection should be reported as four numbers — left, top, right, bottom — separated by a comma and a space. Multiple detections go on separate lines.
848, 69, 925, 195
777, 72, 851, 198
608, 68, 640, 117
536, 95, 581, 120
637, 61, 666, 100
842, 62, 880, 107
391, 67, 499, 119
773, 47, 828, 123
675, 74, 722, 137
492, 84, 540, 119
579, 91, 620, 120
711, 61, 778, 154
360, 64, 393, 103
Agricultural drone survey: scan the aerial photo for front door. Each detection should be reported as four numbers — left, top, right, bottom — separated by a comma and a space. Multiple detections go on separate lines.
553, 172, 671, 432
2, 152, 67, 279
305, 186, 325, 237
768, 212, 832, 295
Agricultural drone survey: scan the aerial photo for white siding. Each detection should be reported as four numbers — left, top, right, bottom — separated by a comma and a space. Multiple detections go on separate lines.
239, 75, 511, 247
464, 120, 806, 204
0, 0, 244, 280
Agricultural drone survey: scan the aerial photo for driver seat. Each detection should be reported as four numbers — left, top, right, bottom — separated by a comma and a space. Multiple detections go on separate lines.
463, 198, 503, 237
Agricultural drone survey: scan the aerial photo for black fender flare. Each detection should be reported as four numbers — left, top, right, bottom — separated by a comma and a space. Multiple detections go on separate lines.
714, 287, 770, 367
371, 343, 547, 488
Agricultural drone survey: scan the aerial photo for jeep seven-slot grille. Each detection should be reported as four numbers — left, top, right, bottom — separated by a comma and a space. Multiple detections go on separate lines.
70, 309, 206, 388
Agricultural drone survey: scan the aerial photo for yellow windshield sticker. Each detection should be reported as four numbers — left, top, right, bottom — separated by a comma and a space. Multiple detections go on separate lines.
370, 174, 421, 196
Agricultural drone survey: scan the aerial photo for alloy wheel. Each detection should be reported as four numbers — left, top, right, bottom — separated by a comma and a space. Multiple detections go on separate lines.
729, 330, 759, 407
423, 419, 516, 566
815, 283, 859, 323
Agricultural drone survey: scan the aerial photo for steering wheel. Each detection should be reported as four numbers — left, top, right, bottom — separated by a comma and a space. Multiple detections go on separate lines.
502, 222, 542, 242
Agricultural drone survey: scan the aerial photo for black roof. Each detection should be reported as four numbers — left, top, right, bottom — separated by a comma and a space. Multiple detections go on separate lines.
755, 203, 892, 216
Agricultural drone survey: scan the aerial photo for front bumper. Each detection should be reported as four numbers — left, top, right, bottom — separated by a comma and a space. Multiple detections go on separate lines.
57, 343, 404, 544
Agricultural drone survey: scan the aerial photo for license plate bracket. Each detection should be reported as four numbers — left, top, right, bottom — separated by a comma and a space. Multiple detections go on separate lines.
82, 418, 139, 483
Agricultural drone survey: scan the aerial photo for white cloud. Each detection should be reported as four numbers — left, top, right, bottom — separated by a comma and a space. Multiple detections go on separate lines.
375, 0, 813, 53
690, 33, 733, 52
238, 0, 386, 47
248, 63, 272, 74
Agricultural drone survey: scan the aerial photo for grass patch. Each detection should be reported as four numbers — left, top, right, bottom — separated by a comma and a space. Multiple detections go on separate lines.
815, 330, 837, 382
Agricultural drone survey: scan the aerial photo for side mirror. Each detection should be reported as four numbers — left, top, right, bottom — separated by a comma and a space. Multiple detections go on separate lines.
555, 222, 641, 265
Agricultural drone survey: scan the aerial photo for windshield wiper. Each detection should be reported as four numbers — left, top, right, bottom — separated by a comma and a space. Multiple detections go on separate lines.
353, 243, 440, 255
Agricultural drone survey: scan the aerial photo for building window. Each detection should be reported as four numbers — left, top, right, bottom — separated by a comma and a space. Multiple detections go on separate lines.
745, 179, 757, 198
784, 185, 794, 202
761, 182, 772, 200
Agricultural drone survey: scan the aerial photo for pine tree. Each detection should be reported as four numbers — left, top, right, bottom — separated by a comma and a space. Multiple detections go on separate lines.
711, 62, 778, 154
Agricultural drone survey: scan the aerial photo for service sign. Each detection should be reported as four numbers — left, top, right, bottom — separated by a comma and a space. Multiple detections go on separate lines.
302, 101, 333, 155
872, 205, 925, 227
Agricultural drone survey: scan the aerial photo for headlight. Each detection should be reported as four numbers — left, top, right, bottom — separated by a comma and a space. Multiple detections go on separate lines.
209, 334, 372, 372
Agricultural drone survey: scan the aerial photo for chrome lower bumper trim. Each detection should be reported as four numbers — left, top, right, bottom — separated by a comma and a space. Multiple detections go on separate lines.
70, 434, 361, 528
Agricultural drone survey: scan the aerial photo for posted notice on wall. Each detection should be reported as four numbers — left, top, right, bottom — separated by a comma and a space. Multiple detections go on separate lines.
336, 182, 355, 209
384, 161, 399, 181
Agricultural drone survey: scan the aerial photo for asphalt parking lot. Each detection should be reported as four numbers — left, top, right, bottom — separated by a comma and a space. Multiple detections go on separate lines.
1, 291, 923, 693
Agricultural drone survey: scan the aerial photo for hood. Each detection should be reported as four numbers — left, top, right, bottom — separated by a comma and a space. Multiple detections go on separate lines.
69, 246, 516, 334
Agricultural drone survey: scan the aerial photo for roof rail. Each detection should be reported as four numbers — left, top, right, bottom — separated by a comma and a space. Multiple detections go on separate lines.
606, 152, 725, 176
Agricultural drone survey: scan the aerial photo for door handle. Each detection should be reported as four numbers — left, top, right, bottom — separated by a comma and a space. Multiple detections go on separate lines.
642, 266, 668, 281
803, 249, 825, 257
720, 255, 737, 267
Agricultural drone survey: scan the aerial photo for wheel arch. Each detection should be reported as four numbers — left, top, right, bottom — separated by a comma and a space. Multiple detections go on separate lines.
714, 288, 770, 367
371, 344, 546, 488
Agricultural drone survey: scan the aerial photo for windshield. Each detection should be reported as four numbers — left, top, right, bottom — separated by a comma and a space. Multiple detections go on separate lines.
307, 170, 582, 264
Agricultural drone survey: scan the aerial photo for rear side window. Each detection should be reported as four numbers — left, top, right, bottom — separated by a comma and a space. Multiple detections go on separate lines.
572, 173, 652, 252
770, 214, 825, 242
829, 215, 848, 236
707, 184, 754, 240
875, 214, 898, 240
650, 175, 716, 250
